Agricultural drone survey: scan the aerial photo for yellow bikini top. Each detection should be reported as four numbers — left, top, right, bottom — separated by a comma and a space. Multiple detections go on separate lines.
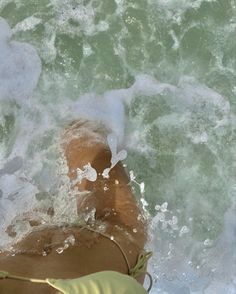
0, 270, 149, 294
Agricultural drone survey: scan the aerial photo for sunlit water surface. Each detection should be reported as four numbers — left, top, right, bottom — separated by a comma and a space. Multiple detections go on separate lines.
0, 0, 236, 293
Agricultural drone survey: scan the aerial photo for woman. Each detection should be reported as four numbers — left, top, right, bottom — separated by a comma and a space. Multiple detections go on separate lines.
0, 120, 151, 294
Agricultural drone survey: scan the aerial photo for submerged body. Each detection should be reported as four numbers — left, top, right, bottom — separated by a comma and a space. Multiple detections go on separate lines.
0, 120, 148, 293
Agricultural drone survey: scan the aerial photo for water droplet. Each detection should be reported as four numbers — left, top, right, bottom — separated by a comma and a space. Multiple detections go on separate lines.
203, 239, 213, 247
110, 235, 114, 241
56, 247, 64, 254
64, 235, 75, 246
168, 216, 178, 227
129, 170, 135, 181
172, 216, 178, 224
140, 182, 145, 194
169, 243, 174, 250
102, 168, 110, 179
155, 205, 161, 211
182, 272, 187, 279
161, 202, 168, 212
162, 221, 168, 230
179, 226, 190, 236
140, 197, 148, 209
133, 228, 137, 233
157, 212, 165, 222
137, 214, 142, 221
188, 261, 193, 267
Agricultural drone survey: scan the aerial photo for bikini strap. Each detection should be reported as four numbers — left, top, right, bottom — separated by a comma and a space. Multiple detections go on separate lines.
0, 271, 47, 284
129, 251, 153, 292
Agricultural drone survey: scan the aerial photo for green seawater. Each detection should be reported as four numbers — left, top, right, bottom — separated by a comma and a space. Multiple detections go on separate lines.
0, 0, 236, 293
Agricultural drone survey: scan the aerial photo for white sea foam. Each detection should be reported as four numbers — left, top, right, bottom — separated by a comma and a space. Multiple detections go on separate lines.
0, 18, 43, 247
66, 91, 125, 143
0, 173, 39, 247
12, 16, 41, 33
0, 17, 41, 104
50, 0, 109, 36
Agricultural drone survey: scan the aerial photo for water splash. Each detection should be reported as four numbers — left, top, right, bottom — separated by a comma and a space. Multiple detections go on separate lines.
102, 133, 127, 178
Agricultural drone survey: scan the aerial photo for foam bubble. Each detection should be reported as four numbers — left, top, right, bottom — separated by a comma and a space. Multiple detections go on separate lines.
73, 163, 97, 185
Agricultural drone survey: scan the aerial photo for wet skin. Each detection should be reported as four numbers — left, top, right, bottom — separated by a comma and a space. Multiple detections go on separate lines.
0, 121, 147, 294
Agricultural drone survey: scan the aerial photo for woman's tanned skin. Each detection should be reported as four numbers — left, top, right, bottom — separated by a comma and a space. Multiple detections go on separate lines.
0, 121, 147, 294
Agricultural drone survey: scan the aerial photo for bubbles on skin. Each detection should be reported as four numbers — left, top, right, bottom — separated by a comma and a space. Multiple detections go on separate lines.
54, 235, 76, 255
103, 185, 109, 191
55, 242, 69, 255
72, 163, 97, 185
129, 170, 145, 196
84, 207, 96, 224
65, 235, 75, 246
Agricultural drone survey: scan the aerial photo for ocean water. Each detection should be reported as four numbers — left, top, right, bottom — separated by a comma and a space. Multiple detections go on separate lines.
0, 0, 236, 293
